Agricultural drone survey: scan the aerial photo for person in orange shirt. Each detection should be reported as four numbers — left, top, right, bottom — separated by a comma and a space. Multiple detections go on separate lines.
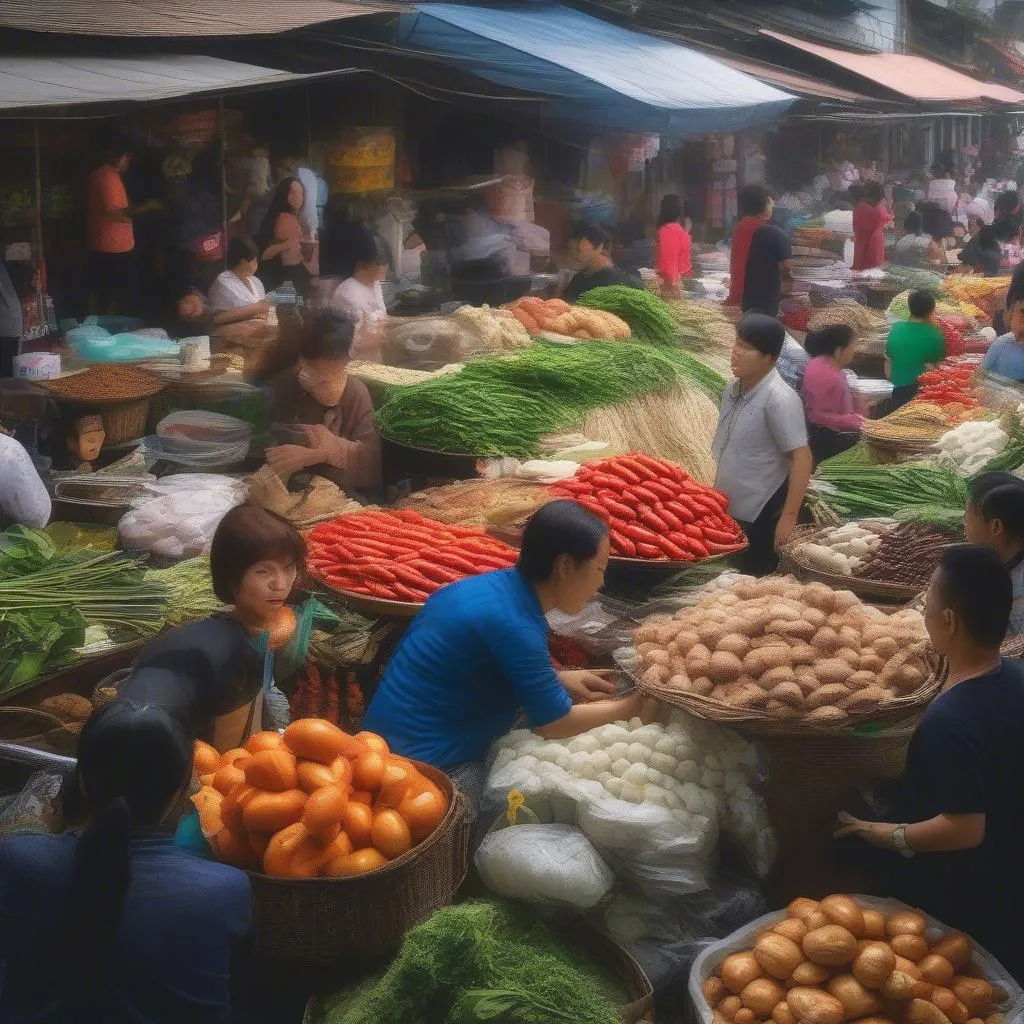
727, 186, 772, 307
86, 134, 157, 316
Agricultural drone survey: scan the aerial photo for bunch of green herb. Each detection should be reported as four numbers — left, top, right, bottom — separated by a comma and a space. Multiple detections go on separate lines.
143, 558, 225, 626
316, 901, 622, 1024
576, 286, 677, 346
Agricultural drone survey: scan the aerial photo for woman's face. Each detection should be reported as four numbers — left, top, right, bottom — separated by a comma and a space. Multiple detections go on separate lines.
575, 238, 603, 268
287, 180, 304, 212
298, 356, 347, 407
551, 536, 610, 614
234, 555, 297, 626
236, 256, 258, 279
835, 339, 858, 369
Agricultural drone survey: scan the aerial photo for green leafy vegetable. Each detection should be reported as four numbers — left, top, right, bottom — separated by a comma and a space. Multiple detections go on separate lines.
577, 285, 677, 346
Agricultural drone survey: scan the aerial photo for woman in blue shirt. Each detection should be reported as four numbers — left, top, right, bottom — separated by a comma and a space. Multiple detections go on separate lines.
0, 700, 252, 1023
364, 500, 659, 795
982, 276, 1024, 381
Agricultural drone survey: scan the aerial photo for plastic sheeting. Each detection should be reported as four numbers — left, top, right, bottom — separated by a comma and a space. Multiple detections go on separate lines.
400, 3, 795, 135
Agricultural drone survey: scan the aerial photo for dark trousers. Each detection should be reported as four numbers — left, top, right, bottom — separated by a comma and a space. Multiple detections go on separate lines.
736, 483, 788, 577
891, 383, 918, 410
0, 336, 18, 378
88, 250, 138, 316
807, 423, 859, 468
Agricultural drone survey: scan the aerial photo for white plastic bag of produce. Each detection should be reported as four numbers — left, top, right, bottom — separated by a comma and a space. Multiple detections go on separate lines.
688, 896, 1024, 1024
475, 823, 614, 909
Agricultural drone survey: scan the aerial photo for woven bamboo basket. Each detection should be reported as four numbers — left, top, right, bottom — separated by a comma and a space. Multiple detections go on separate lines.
778, 525, 933, 603
633, 642, 944, 737
99, 397, 154, 446
301, 922, 655, 1024
247, 762, 471, 967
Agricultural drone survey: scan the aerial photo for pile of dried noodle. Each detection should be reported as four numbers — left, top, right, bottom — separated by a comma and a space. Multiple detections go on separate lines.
582, 382, 719, 484
396, 477, 554, 527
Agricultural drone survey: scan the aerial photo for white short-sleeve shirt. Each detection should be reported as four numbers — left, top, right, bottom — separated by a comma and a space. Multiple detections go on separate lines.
208, 271, 266, 313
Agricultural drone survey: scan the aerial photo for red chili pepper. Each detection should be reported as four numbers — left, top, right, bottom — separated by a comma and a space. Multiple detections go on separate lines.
665, 499, 697, 523
430, 551, 480, 574
577, 498, 610, 522
657, 505, 685, 531
589, 471, 627, 492
604, 462, 643, 486
638, 508, 668, 533
702, 526, 740, 544
609, 530, 637, 557
636, 542, 665, 559
658, 535, 694, 560
704, 540, 741, 555
621, 523, 661, 544
601, 497, 635, 520
626, 484, 663, 506
406, 559, 462, 584
680, 523, 703, 540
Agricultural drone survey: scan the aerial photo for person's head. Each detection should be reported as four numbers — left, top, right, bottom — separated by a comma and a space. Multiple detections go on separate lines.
993, 215, 1021, 244
804, 324, 857, 367
658, 194, 684, 227
295, 311, 356, 406
903, 211, 924, 236
271, 176, 305, 216
101, 132, 133, 174
732, 313, 785, 384
965, 473, 1024, 557
739, 184, 771, 219
924, 545, 1011, 657
571, 223, 613, 269
352, 236, 389, 284
862, 181, 885, 205
64, 410, 106, 465
995, 190, 1020, 220
69, 700, 193, 986
517, 500, 610, 614
210, 503, 305, 625
907, 289, 936, 321
227, 236, 259, 279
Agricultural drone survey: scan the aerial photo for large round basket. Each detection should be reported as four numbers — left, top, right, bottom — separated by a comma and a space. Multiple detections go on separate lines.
98, 397, 155, 445
301, 922, 655, 1024
247, 763, 470, 968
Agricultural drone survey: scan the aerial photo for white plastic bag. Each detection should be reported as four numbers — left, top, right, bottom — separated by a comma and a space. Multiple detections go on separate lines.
688, 896, 1024, 1024
475, 823, 614, 909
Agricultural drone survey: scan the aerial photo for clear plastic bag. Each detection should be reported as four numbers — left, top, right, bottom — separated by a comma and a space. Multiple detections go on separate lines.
476, 823, 614, 909
382, 315, 484, 368
0, 771, 63, 835
689, 896, 1024, 1024
156, 410, 252, 446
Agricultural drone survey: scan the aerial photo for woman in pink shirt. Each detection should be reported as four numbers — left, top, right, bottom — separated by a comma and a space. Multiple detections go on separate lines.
852, 181, 893, 271
258, 177, 313, 295
656, 194, 692, 299
800, 324, 864, 465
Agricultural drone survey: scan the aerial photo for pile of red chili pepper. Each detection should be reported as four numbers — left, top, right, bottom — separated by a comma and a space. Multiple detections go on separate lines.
916, 358, 981, 408
306, 509, 518, 603
934, 316, 968, 358
552, 453, 744, 561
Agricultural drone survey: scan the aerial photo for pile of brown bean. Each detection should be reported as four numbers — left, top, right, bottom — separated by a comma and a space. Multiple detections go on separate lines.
856, 523, 959, 587
42, 365, 162, 402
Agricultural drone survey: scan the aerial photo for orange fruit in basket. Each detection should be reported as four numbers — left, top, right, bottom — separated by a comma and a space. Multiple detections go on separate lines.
220, 747, 250, 767
220, 783, 257, 830
212, 760, 248, 796
242, 790, 307, 834
193, 740, 221, 776
284, 718, 366, 763
296, 759, 340, 794
398, 789, 448, 843
354, 731, 390, 756
323, 847, 389, 878
371, 809, 412, 860
262, 823, 323, 878
317, 830, 353, 871
244, 749, 298, 792
302, 785, 349, 837
212, 824, 260, 870
342, 801, 373, 848
245, 731, 287, 755
352, 751, 385, 792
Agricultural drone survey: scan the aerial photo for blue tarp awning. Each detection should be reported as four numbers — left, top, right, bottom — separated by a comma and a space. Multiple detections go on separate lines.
401, 3, 795, 135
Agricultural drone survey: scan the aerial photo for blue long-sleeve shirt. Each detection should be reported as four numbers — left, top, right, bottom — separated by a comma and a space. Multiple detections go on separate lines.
363, 568, 572, 767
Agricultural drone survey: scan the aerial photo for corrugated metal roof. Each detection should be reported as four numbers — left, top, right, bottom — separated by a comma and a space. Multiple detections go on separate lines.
0, 55, 317, 110
763, 29, 1024, 104
717, 55, 874, 104
0, 0, 393, 37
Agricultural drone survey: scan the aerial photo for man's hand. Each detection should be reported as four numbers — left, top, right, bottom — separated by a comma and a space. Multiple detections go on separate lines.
301, 423, 336, 452
834, 811, 893, 848
557, 669, 619, 702
774, 509, 799, 549
266, 444, 315, 477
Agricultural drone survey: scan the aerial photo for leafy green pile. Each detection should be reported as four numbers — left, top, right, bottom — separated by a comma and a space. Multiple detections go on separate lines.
0, 527, 169, 692
375, 341, 724, 457
577, 285, 677, 346
315, 901, 622, 1024
143, 558, 225, 626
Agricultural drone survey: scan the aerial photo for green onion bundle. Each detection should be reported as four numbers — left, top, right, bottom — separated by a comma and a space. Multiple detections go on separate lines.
577, 286, 677, 346
375, 341, 725, 457
143, 558, 225, 626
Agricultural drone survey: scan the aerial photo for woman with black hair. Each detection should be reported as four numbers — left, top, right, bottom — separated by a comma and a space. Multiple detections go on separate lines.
891, 211, 942, 269
266, 311, 381, 492
207, 236, 270, 327
0, 700, 252, 1022
965, 471, 1024, 636
852, 181, 893, 271
363, 500, 659, 792
562, 223, 635, 301
656, 194, 692, 299
257, 176, 312, 295
800, 324, 863, 465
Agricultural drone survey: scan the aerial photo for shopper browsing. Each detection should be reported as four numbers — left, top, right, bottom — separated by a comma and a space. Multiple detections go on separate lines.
741, 207, 793, 317
982, 274, 1024, 381
0, 700, 252, 1022
886, 289, 945, 408
800, 324, 864, 464
836, 545, 1024, 981
965, 471, 1024, 636
363, 501, 662, 805
257, 176, 313, 295
727, 185, 772, 307
562, 223, 636, 302
327, 237, 390, 362
852, 181, 893, 271
207, 236, 271, 328
655, 194, 692, 299
712, 314, 812, 575
0, 432, 51, 529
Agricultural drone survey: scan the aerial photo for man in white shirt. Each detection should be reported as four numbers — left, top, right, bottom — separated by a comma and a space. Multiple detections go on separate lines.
713, 314, 813, 576
0, 433, 50, 529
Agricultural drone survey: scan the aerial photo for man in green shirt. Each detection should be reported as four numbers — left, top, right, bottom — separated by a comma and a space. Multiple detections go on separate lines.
886, 289, 945, 409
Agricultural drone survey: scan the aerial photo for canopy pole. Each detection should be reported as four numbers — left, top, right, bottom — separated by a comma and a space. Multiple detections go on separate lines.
33, 119, 44, 338
219, 95, 228, 270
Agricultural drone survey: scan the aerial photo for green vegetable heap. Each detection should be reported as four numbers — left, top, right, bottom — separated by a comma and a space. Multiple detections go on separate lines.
375, 341, 725, 458
576, 285, 677, 346
317, 901, 622, 1024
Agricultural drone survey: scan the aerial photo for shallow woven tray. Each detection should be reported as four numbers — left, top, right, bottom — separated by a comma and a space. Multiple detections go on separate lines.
630, 639, 945, 737
778, 524, 927, 602
38, 369, 164, 404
